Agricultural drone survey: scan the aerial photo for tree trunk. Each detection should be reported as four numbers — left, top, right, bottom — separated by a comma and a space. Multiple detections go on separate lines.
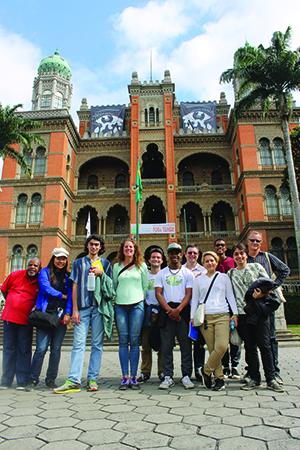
281, 117, 300, 279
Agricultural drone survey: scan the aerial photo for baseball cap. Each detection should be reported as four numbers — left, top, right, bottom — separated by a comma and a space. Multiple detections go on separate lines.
167, 243, 182, 253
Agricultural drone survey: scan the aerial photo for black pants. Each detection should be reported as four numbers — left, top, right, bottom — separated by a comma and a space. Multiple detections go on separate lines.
193, 330, 205, 374
237, 314, 275, 384
222, 343, 241, 369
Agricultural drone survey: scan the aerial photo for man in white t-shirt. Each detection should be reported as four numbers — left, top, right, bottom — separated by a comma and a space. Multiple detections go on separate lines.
137, 248, 164, 384
155, 243, 194, 390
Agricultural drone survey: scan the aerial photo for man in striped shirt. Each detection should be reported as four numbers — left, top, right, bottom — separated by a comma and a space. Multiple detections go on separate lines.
247, 231, 290, 385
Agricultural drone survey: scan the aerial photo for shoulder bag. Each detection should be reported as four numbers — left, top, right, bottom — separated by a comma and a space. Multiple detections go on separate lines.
194, 273, 219, 327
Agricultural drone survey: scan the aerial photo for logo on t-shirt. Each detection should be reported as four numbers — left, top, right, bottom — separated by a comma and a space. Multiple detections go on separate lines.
148, 279, 155, 290
166, 274, 182, 286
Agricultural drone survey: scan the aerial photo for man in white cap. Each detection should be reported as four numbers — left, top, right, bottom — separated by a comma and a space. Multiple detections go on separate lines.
155, 243, 194, 390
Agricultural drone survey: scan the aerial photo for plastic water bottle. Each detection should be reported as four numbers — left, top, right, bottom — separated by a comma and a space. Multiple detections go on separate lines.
57, 307, 64, 318
87, 272, 95, 291
230, 318, 236, 330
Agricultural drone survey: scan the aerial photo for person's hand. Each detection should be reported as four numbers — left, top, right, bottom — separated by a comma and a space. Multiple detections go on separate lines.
91, 267, 103, 277
253, 288, 266, 299
167, 307, 181, 322
230, 315, 238, 327
63, 314, 71, 325
190, 318, 194, 326
72, 310, 80, 325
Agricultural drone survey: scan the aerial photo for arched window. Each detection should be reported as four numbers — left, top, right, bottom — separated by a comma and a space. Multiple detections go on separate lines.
259, 138, 272, 166
34, 147, 46, 174
214, 212, 226, 231
183, 171, 194, 186
211, 170, 223, 185
87, 175, 98, 190
115, 174, 126, 189
11, 245, 23, 272
273, 138, 285, 165
30, 193, 42, 223
21, 150, 33, 174
145, 109, 148, 124
186, 213, 197, 232
54, 92, 63, 109
156, 108, 159, 123
287, 237, 298, 269
265, 186, 279, 215
149, 107, 155, 123
15, 194, 28, 223
27, 245, 38, 266
280, 187, 292, 215
114, 216, 126, 234
271, 238, 284, 262
41, 90, 51, 108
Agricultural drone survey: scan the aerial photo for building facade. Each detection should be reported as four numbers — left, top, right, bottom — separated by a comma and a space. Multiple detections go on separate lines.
0, 51, 299, 283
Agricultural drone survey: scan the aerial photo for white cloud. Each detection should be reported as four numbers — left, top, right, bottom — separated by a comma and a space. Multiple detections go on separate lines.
0, 27, 41, 110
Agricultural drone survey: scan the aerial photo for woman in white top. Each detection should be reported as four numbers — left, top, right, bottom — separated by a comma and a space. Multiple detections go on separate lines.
191, 251, 238, 391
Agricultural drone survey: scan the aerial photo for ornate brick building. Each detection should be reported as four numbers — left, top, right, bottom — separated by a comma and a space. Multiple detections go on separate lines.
0, 50, 299, 282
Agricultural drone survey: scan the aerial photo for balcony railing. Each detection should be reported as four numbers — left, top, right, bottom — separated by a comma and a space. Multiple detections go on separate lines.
179, 231, 239, 239
177, 184, 234, 193
282, 282, 300, 293
77, 188, 130, 196
142, 179, 167, 186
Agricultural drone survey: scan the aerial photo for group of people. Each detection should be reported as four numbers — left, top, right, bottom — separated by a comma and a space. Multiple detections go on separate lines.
0, 230, 289, 394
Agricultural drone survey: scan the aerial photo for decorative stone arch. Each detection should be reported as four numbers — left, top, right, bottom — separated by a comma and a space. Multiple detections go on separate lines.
141, 192, 167, 211
176, 199, 204, 217
106, 203, 129, 219
176, 151, 233, 172
206, 199, 237, 216
73, 203, 101, 219
75, 155, 130, 178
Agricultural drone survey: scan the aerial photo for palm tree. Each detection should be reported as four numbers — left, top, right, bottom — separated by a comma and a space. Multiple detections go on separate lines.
0, 103, 44, 179
220, 26, 300, 275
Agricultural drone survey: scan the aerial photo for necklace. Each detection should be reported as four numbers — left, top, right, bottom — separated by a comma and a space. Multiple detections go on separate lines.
168, 266, 181, 275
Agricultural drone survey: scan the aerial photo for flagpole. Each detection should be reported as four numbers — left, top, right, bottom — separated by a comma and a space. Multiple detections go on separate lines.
183, 208, 188, 248
136, 157, 139, 244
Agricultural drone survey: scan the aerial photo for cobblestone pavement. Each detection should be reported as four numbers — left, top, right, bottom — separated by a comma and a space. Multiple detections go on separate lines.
0, 345, 299, 449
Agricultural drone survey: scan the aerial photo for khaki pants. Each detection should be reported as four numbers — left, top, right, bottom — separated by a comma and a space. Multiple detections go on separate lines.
141, 312, 163, 377
200, 313, 230, 380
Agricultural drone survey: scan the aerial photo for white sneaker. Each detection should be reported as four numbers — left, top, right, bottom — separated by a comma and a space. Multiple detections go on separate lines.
181, 375, 195, 389
159, 376, 175, 390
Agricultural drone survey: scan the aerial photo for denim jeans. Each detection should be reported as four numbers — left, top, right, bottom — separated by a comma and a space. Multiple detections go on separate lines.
1, 321, 33, 386
115, 301, 144, 377
68, 306, 104, 383
30, 322, 67, 383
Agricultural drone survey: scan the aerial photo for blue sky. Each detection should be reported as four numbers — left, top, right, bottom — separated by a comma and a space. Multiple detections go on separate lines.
1, 0, 300, 123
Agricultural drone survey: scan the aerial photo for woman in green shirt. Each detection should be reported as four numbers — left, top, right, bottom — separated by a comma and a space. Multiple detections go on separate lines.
113, 239, 148, 390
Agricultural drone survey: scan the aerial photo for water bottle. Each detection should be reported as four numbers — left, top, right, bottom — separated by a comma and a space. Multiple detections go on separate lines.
57, 307, 64, 318
87, 272, 95, 291
230, 318, 236, 330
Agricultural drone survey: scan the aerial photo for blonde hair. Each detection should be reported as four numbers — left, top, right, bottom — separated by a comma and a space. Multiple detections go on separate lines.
201, 251, 219, 265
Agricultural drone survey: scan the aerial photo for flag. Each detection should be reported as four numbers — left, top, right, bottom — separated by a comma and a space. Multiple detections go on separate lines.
135, 160, 143, 204
85, 212, 91, 237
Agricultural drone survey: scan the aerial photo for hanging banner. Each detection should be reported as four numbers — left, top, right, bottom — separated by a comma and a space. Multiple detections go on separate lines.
131, 223, 175, 234
89, 105, 126, 137
180, 102, 217, 133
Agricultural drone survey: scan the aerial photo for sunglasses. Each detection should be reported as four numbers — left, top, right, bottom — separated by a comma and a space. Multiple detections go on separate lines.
249, 239, 261, 243
215, 244, 225, 247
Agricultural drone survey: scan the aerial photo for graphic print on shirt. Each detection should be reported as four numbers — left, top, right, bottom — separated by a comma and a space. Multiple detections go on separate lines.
166, 274, 183, 286
148, 278, 155, 290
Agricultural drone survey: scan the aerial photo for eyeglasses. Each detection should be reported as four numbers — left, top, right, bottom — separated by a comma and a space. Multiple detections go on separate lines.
89, 243, 100, 247
249, 239, 261, 243
215, 244, 225, 247
187, 252, 198, 255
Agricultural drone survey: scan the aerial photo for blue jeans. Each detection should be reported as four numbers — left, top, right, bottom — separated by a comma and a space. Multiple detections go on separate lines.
68, 306, 104, 383
115, 302, 144, 377
1, 321, 33, 386
30, 322, 67, 383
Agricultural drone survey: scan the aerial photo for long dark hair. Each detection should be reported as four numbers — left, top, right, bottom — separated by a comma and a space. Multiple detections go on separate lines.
47, 256, 70, 287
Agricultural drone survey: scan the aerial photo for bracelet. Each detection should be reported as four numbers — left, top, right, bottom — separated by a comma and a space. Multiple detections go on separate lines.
65, 313, 71, 316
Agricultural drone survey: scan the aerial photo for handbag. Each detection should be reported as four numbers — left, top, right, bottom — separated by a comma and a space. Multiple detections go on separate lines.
230, 327, 242, 346
28, 308, 62, 330
193, 273, 219, 327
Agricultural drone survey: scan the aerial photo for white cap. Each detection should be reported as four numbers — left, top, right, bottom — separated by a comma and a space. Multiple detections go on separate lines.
52, 247, 69, 258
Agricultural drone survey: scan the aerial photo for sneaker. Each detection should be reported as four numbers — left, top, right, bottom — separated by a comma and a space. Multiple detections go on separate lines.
223, 368, 230, 379
267, 380, 285, 393
159, 376, 175, 390
45, 381, 57, 390
159, 372, 165, 382
213, 378, 225, 391
0, 384, 9, 390
231, 368, 240, 379
119, 376, 130, 390
181, 375, 195, 390
16, 384, 26, 390
25, 380, 38, 392
195, 368, 203, 385
201, 367, 212, 389
137, 373, 150, 384
241, 373, 251, 384
130, 377, 140, 390
87, 380, 99, 391
241, 379, 262, 390
53, 380, 81, 394
275, 374, 284, 385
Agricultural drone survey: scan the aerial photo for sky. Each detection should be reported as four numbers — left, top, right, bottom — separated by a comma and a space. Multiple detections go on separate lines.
1, 0, 300, 125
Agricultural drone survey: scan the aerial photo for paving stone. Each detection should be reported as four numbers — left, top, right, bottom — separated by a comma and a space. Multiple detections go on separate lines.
281, 408, 300, 419
38, 417, 80, 429
75, 418, 116, 431
37, 408, 75, 418
205, 407, 241, 417
78, 429, 125, 446
37, 426, 82, 442
268, 438, 300, 450
122, 431, 169, 448
39, 402, 71, 410
5, 407, 43, 416
200, 424, 241, 439
72, 410, 109, 420
242, 407, 279, 418
0, 425, 42, 439
243, 425, 289, 441
89, 444, 135, 450
38, 441, 88, 450
183, 415, 221, 427
69, 403, 103, 412
155, 422, 198, 437
261, 401, 297, 410
96, 397, 127, 405
289, 427, 300, 439
224, 400, 259, 409
222, 414, 262, 427
189, 400, 221, 409
126, 399, 159, 407
218, 436, 267, 449
145, 413, 183, 424
114, 421, 155, 433
101, 404, 135, 413
170, 434, 216, 449
0, 437, 45, 449
0, 406, 14, 414
105, 412, 145, 422
263, 415, 300, 428
3, 416, 43, 426
156, 400, 191, 409
134, 406, 170, 415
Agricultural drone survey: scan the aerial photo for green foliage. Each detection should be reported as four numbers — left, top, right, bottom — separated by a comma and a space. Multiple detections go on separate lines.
0, 103, 45, 179
281, 125, 300, 198
284, 292, 300, 324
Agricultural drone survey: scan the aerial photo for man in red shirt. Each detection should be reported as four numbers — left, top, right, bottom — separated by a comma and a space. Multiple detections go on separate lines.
0, 258, 41, 389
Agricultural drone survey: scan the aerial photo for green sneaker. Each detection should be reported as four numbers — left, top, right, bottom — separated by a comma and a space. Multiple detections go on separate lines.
87, 380, 99, 391
53, 380, 81, 394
